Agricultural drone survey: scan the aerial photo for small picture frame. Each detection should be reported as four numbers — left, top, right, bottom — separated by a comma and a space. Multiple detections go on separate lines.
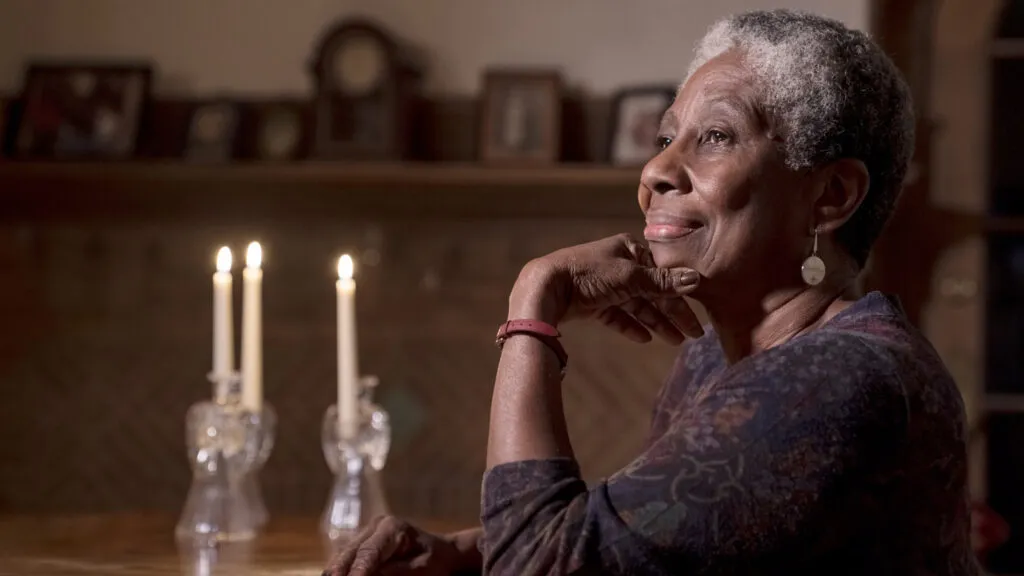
249, 101, 308, 161
15, 63, 151, 159
608, 86, 676, 166
479, 70, 562, 164
184, 101, 240, 162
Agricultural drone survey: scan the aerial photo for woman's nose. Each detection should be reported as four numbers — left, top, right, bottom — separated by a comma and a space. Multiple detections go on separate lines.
638, 148, 687, 211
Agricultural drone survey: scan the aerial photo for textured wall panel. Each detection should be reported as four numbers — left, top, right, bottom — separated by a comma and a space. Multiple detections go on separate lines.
0, 220, 680, 523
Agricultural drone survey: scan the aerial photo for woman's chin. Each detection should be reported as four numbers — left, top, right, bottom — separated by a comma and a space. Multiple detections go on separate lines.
649, 244, 699, 272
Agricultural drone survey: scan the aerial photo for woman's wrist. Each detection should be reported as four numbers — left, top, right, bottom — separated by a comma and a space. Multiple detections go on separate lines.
507, 260, 565, 325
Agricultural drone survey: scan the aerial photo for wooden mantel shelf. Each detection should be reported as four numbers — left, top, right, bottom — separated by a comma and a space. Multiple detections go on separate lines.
0, 161, 642, 188
0, 161, 644, 222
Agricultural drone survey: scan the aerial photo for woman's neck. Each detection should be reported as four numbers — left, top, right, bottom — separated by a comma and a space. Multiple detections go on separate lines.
701, 269, 862, 365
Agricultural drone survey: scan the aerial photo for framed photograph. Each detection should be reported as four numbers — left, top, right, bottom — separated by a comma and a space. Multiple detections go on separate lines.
15, 63, 152, 159
479, 70, 562, 164
184, 101, 240, 162
249, 101, 309, 161
609, 86, 676, 166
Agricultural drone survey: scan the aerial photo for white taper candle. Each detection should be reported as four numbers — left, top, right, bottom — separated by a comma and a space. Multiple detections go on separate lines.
241, 241, 263, 412
212, 247, 233, 379
337, 254, 359, 439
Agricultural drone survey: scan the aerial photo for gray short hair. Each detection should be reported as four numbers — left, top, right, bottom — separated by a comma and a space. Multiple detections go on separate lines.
687, 10, 915, 267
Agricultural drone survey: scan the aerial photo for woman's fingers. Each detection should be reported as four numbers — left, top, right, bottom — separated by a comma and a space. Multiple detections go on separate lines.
597, 306, 653, 343
621, 234, 656, 267
658, 297, 705, 339
596, 297, 704, 345
620, 298, 685, 345
350, 519, 414, 576
326, 517, 413, 576
626, 264, 701, 300
325, 520, 380, 575
378, 556, 434, 576
618, 235, 700, 300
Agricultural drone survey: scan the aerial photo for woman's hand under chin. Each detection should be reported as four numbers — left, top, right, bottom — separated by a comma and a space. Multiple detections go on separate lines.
508, 233, 705, 344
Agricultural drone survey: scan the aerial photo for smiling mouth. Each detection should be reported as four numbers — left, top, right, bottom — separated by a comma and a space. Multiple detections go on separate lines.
644, 224, 699, 241
643, 213, 702, 241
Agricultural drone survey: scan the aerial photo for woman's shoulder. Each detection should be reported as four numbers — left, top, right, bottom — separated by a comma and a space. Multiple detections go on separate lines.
670, 291, 962, 423
666, 292, 925, 394
751, 292, 945, 376
736, 292, 963, 424
726, 322, 911, 408
801, 292, 955, 388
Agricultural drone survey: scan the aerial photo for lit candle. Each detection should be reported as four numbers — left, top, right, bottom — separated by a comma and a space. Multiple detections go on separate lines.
212, 247, 233, 379
337, 254, 359, 438
241, 241, 263, 413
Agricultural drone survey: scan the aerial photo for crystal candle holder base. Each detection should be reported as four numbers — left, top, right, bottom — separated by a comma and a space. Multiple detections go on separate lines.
242, 405, 276, 528
176, 396, 275, 545
321, 391, 391, 543
241, 473, 267, 529
177, 538, 254, 576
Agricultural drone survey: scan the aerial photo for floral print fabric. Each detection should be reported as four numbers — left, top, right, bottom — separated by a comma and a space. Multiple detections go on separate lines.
481, 293, 979, 576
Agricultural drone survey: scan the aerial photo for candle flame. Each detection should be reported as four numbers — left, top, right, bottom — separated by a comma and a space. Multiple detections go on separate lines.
337, 254, 354, 280
246, 242, 262, 269
215, 246, 232, 273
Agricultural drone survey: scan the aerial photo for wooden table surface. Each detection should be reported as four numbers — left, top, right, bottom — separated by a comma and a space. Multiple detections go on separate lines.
0, 513, 467, 575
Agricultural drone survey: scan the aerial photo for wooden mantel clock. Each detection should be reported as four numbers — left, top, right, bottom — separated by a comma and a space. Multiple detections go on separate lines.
309, 18, 424, 160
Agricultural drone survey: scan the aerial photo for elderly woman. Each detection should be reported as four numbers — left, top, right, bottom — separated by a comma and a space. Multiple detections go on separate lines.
326, 9, 978, 576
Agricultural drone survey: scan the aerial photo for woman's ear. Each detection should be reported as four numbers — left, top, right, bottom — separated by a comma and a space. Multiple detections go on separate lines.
814, 159, 870, 233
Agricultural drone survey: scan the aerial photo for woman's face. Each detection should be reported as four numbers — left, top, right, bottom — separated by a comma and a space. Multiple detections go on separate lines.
639, 51, 818, 294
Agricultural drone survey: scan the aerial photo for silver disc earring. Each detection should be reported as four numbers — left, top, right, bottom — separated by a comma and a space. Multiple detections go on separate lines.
801, 228, 826, 286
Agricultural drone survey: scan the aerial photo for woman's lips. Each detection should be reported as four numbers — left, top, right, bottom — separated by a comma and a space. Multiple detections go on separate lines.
643, 213, 701, 241
644, 224, 698, 240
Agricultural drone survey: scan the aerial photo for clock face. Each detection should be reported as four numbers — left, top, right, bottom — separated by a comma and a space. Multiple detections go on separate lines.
332, 34, 386, 96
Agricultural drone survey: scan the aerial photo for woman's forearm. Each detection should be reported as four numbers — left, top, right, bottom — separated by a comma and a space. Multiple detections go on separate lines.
486, 333, 572, 468
486, 264, 574, 468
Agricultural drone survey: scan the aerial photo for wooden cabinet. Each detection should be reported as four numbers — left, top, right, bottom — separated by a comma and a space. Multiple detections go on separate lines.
873, 0, 1024, 569
982, 17, 1024, 571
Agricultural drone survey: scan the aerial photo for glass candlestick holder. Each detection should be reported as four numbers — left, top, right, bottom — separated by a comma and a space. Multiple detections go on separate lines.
240, 404, 276, 529
175, 372, 265, 545
321, 375, 392, 543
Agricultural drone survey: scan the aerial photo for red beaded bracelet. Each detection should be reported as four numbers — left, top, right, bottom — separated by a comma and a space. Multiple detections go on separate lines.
495, 319, 568, 375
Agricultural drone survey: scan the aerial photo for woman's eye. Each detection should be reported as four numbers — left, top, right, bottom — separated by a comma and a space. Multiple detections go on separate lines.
655, 136, 673, 150
702, 129, 730, 145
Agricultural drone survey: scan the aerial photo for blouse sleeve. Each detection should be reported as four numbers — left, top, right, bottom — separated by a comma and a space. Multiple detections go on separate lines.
479, 334, 909, 575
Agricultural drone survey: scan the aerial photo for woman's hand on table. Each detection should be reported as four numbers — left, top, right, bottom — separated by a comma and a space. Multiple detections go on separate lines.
323, 516, 481, 576
509, 233, 704, 343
